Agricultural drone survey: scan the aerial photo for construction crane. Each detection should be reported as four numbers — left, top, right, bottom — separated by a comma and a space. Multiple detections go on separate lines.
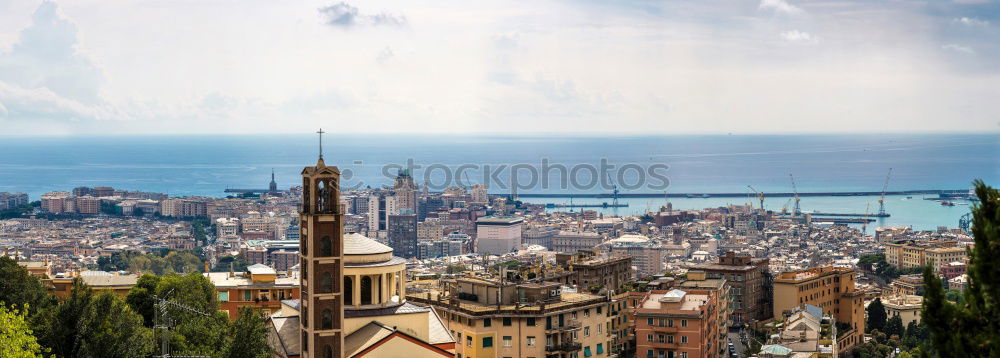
959, 212, 972, 234
154, 289, 212, 358
780, 198, 792, 215
877, 168, 893, 217
789, 174, 801, 216
747, 185, 764, 211
603, 168, 620, 207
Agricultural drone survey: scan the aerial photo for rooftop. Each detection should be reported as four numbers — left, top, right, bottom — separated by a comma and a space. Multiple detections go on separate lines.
476, 216, 525, 225
344, 233, 393, 255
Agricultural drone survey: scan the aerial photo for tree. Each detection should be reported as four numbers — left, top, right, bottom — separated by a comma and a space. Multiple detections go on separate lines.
125, 274, 161, 327
922, 180, 1000, 357
0, 304, 44, 358
885, 315, 904, 338
213, 256, 250, 273
34, 279, 93, 357
154, 273, 229, 356
221, 307, 271, 358
866, 297, 887, 333
0, 257, 55, 316
76, 291, 154, 357
446, 264, 467, 274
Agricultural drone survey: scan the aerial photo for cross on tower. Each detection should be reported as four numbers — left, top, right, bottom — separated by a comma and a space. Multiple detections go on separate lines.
316, 128, 325, 160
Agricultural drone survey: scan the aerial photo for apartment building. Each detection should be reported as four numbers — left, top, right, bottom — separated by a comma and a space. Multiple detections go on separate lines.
602, 235, 665, 278
550, 250, 633, 292
772, 266, 865, 353
634, 289, 720, 358
688, 252, 771, 324
552, 231, 604, 254
676, 271, 731, 358
409, 276, 612, 358
204, 263, 300, 319
884, 239, 961, 269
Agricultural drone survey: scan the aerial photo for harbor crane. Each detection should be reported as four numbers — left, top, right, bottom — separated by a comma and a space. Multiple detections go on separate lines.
789, 174, 801, 215
877, 168, 893, 217
604, 168, 620, 207
747, 185, 764, 211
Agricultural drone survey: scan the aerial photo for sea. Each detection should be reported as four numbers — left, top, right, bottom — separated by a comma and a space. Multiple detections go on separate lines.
0, 133, 997, 231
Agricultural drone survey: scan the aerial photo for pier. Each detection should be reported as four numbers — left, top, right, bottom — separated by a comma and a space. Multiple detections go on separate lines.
808, 212, 890, 218
544, 203, 629, 209
515, 189, 965, 199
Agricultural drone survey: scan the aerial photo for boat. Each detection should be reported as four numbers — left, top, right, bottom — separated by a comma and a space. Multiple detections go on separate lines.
941, 201, 956, 207
701, 194, 710, 198
906, 196, 913, 199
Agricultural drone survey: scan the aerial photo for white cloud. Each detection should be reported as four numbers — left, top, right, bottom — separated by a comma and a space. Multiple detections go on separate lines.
0, 0, 103, 105
376, 46, 394, 64
954, 17, 989, 27
942, 43, 976, 54
0, 0, 997, 135
317, 2, 407, 28
759, 0, 803, 15
781, 30, 819, 44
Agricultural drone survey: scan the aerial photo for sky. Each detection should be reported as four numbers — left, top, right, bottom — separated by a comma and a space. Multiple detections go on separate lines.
0, 0, 998, 136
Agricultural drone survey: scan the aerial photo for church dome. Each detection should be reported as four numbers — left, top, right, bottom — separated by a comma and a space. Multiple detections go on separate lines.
344, 233, 393, 255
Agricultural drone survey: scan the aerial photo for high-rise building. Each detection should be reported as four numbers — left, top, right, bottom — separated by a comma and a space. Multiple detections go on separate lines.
471, 184, 488, 203
299, 155, 346, 358
366, 194, 397, 232
76, 196, 100, 215
393, 169, 418, 214
387, 212, 418, 259
688, 252, 772, 324
0, 192, 29, 210
41, 192, 70, 213
475, 216, 523, 255
602, 235, 665, 277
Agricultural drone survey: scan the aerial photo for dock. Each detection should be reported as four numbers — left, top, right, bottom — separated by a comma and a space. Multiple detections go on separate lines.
514, 189, 966, 199
544, 203, 629, 209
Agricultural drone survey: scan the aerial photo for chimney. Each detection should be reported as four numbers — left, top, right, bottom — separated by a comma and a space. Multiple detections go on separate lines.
205, 261, 210, 273
229, 262, 235, 278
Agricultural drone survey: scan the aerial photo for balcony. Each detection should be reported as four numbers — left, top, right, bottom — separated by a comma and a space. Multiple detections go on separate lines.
545, 319, 582, 333
545, 342, 583, 353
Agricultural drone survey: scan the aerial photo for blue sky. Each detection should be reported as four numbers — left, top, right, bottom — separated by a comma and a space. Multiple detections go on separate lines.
0, 0, 997, 135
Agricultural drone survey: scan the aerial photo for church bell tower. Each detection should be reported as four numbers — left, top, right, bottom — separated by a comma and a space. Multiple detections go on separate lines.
299, 129, 345, 358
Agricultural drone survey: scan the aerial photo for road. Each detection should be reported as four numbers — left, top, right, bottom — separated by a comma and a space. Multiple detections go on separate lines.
727, 330, 747, 357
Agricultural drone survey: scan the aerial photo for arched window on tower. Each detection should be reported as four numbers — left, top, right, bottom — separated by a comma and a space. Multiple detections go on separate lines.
321, 309, 333, 329
316, 180, 327, 212
321, 236, 332, 256
361, 276, 372, 305
322, 272, 333, 293
302, 180, 310, 213
344, 276, 354, 305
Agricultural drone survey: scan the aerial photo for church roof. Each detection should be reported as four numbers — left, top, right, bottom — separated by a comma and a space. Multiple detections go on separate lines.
344, 233, 393, 255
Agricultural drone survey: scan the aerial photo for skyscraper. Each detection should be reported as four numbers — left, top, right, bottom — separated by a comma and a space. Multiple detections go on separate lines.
392, 169, 418, 214
299, 146, 346, 358
387, 211, 418, 258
